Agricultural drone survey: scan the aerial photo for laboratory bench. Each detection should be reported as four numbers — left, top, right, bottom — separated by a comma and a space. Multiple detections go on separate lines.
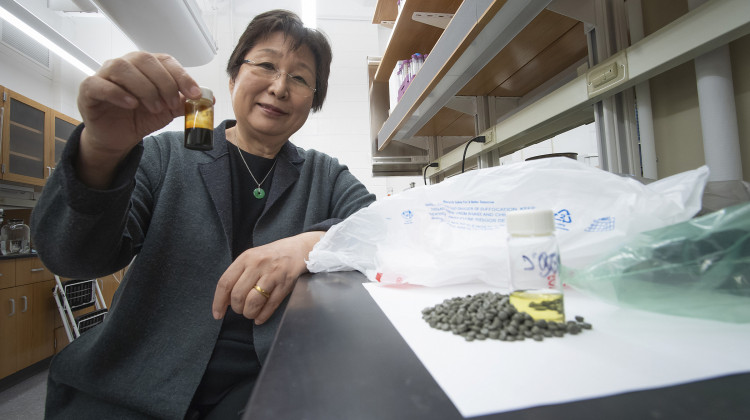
244, 271, 750, 420
0, 252, 38, 260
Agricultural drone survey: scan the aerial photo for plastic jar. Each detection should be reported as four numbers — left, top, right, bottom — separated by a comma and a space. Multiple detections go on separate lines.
184, 86, 214, 150
506, 209, 564, 322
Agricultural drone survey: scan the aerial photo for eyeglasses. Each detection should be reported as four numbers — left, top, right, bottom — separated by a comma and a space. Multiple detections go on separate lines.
242, 59, 317, 98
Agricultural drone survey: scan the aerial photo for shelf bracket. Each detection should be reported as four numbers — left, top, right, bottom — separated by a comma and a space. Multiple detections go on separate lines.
444, 96, 522, 126
412, 12, 454, 29
547, 0, 596, 26
444, 96, 477, 115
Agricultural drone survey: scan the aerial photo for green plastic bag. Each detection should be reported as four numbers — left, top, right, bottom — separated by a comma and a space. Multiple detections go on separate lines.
565, 202, 750, 323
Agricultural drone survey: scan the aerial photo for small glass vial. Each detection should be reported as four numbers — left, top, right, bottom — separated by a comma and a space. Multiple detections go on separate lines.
2, 219, 30, 255
184, 86, 214, 150
506, 209, 564, 322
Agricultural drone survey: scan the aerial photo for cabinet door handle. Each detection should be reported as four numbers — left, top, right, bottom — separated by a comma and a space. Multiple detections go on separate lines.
0, 106, 4, 152
21, 296, 28, 312
30, 268, 45, 272
8, 298, 14, 316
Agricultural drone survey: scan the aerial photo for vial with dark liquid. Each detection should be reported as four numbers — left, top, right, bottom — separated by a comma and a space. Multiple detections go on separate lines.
185, 86, 214, 150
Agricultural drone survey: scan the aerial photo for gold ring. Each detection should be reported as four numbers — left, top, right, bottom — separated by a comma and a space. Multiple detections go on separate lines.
253, 285, 270, 299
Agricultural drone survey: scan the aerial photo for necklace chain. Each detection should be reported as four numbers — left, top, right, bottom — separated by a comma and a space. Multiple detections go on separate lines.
235, 142, 276, 199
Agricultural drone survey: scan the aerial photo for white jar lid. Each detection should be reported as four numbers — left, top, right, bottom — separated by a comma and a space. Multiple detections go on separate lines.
199, 86, 213, 101
507, 209, 555, 235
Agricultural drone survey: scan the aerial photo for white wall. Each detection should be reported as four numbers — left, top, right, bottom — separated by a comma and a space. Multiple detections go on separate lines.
297, 17, 382, 196
174, 11, 388, 197
499, 123, 599, 168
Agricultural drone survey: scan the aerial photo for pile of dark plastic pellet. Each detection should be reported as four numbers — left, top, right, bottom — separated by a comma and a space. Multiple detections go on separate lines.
421, 291, 592, 342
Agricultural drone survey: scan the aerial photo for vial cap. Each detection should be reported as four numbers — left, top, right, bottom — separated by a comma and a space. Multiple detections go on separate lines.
507, 209, 555, 236
199, 86, 213, 101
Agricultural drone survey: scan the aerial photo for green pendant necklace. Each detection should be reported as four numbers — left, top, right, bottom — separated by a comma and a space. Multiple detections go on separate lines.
235, 143, 276, 199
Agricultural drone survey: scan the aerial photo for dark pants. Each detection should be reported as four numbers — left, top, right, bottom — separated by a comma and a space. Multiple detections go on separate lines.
185, 378, 256, 420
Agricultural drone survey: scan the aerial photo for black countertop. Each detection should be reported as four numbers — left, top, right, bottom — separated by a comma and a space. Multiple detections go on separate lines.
244, 271, 750, 420
0, 252, 37, 260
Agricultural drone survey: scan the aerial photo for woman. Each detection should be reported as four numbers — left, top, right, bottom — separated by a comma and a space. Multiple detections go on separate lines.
31, 10, 375, 419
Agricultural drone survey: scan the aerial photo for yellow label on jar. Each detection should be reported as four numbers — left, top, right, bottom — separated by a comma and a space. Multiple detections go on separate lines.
509, 290, 565, 322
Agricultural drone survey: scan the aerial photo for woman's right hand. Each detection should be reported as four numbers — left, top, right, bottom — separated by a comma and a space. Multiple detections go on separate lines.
75, 52, 202, 188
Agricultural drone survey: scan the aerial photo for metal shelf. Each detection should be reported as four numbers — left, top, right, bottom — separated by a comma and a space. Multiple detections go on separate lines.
374, 0, 590, 151
434, 0, 750, 176
373, 0, 464, 83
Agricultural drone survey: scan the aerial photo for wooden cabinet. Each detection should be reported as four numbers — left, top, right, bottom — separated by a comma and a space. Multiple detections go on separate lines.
0, 86, 80, 186
16, 256, 54, 285
50, 111, 78, 169
0, 89, 48, 185
0, 259, 15, 289
0, 257, 55, 379
98, 272, 122, 307
0, 285, 32, 378
31, 279, 56, 362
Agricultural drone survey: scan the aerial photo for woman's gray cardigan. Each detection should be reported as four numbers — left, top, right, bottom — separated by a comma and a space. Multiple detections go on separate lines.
31, 120, 375, 419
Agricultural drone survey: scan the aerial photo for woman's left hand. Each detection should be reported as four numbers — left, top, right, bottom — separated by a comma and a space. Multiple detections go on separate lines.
212, 231, 323, 324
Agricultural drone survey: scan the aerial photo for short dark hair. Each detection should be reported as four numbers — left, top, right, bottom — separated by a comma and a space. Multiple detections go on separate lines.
226, 9, 332, 112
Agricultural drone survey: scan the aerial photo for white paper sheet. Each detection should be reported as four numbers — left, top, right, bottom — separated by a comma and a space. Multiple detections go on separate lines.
362, 283, 750, 418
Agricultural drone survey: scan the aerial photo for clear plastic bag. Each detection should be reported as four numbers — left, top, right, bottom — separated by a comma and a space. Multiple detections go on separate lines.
565, 202, 750, 323
307, 158, 709, 288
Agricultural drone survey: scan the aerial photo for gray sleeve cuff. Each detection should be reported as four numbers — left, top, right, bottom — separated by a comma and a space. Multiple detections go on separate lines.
305, 218, 343, 232
56, 123, 144, 215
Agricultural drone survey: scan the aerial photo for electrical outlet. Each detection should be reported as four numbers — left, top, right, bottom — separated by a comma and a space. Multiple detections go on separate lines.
480, 127, 496, 146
